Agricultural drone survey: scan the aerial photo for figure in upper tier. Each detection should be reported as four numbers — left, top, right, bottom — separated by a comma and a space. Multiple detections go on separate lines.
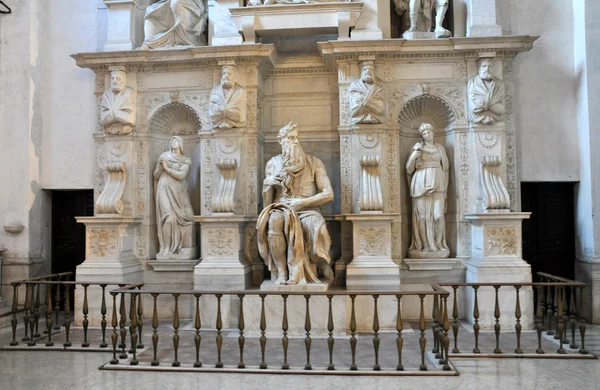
349, 60, 385, 125
406, 123, 450, 259
393, 0, 451, 38
209, 64, 247, 129
142, 0, 207, 49
468, 58, 505, 125
257, 122, 335, 285
100, 68, 136, 135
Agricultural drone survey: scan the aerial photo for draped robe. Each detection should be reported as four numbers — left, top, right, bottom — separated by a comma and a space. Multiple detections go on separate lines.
209, 83, 246, 129
100, 87, 136, 135
349, 79, 385, 124
143, 0, 206, 48
154, 151, 194, 256
468, 75, 505, 125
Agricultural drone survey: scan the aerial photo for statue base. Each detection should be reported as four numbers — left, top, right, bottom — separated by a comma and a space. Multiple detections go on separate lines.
407, 248, 450, 259
147, 258, 199, 272
402, 31, 435, 40
260, 279, 333, 292
155, 247, 197, 260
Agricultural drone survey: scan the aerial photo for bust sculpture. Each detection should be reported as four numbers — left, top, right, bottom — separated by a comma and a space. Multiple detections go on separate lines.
153, 136, 195, 259
349, 61, 385, 125
406, 123, 450, 259
142, 0, 207, 49
100, 69, 136, 135
256, 122, 334, 285
394, 0, 451, 38
209, 64, 246, 129
468, 58, 505, 125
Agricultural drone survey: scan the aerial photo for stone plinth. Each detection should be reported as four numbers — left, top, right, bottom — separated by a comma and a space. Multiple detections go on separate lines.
260, 279, 333, 292
103, 0, 145, 51
345, 214, 401, 291
466, 0, 503, 37
464, 212, 533, 329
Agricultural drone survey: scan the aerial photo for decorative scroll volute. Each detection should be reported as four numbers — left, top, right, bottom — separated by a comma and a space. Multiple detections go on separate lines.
359, 155, 383, 212
480, 156, 510, 211
212, 158, 238, 213
95, 161, 127, 215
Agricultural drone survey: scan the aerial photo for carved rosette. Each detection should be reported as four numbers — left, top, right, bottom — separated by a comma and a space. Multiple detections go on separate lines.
88, 229, 117, 258
207, 228, 237, 257
486, 226, 517, 256
358, 226, 391, 256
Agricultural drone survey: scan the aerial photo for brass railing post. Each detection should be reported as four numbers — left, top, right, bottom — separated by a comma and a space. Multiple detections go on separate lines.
151, 293, 160, 366
82, 284, 90, 347
326, 294, 334, 371
27, 285, 36, 346
546, 284, 554, 335
569, 286, 579, 349
129, 293, 139, 365
172, 293, 180, 367
238, 294, 246, 369
45, 284, 54, 347
514, 285, 523, 354
110, 292, 119, 365
535, 285, 544, 354
100, 284, 108, 348
395, 295, 404, 371
472, 286, 480, 353
33, 283, 41, 337
304, 295, 312, 370
557, 287, 566, 354
137, 287, 144, 349
493, 285, 502, 354
451, 285, 459, 353
53, 277, 61, 330
432, 294, 439, 356
442, 294, 451, 371
418, 294, 427, 371
372, 295, 380, 371
281, 294, 289, 370
216, 293, 224, 368
9, 284, 19, 346
22, 284, 30, 342
194, 293, 202, 368
119, 291, 128, 359
64, 284, 72, 348
578, 286, 587, 354
349, 294, 357, 371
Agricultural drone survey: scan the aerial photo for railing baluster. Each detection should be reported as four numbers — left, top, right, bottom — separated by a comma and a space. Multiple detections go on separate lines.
10, 284, 19, 346
194, 293, 202, 368
45, 285, 54, 347
437, 293, 444, 362
33, 283, 41, 337
418, 294, 427, 371
553, 286, 560, 340
514, 285, 523, 354
100, 284, 108, 348
578, 286, 587, 354
82, 284, 90, 347
431, 294, 439, 356
216, 294, 224, 368
238, 294, 246, 369
396, 295, 404, 371
63, 284, 71, 347
349, 294, 357, 371
28, 285, 36, 346
442, 294, 451, 371
569, 286, 579, 349
535, 285, 544, 354
472, 286, 480, 353
151, 293, 160, 366
53, 278, 61, 330
110, 292, 119, 364
119, 291, 128, 359
281, 294, 289, 370
22, 284, 30, 342
327, 294, 334, 371
137, 287, 144, 349
561, 287, 569, 344
451, 286, 459, 353
493, 285, 501, 354
304, 295, 312, 370
373, 294, 380, 371
540, 280, 546, 331
259, 294, 267, 369
172, 293, 180, 367
129, 293, 139, 365
546, 284, 554, 335
557, 287, 566, 354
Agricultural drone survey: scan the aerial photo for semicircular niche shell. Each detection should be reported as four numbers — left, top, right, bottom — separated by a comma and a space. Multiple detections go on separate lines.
149, 102, 201, 135
398, 95, 456, 133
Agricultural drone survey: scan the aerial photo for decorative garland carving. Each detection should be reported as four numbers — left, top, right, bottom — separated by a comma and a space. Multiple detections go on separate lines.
358, 134, 379, 149
476, 132, 499, 149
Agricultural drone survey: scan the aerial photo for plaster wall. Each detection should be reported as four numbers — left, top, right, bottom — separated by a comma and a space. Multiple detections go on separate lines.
502, 0, 579, 182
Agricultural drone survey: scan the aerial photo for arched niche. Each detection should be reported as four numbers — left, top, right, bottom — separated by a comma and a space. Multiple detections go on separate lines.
398, 94, 456, 135
148, 102, 201, 135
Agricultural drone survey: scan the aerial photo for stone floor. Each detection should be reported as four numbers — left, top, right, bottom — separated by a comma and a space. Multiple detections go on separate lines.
0, 322, 599, 389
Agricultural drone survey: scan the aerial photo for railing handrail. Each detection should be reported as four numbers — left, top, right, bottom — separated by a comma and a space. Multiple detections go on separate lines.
438, 281, 586, 288
14, 280, 142, 286
536, 272, 579, 284
11, 272, 73, 285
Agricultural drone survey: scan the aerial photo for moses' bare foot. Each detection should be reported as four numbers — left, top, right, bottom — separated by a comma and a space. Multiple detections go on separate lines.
286, 279, 297, 285
275, 274, 288, 285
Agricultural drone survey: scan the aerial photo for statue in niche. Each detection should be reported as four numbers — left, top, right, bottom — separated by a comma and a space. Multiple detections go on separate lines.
349, 60, 385, 125
141, 0, 207, 49
406, 123, 450, 259
100, 69, 136, 135
209, 64, 246, 129
468, 58, 505, 125
153, 136, 195, 259
257, 122, 335, 285
393, 0, 451, 38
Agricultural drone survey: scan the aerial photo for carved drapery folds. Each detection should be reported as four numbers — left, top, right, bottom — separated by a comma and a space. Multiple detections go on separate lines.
393, 0, 451, 39
212, 158, 238, 213
480, 156, 510, 211
142, 0, 208, 49
359, 155, 383, 212
349, 61, 385, 125
100, 68, 136, 135
95, 161, 127, 215
468, 58, 505, 125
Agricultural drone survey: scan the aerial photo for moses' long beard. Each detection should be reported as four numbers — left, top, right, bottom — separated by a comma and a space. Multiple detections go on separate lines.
280, 141, 306, 198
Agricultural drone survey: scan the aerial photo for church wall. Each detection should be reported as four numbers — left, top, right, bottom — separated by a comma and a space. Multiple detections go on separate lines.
502, 0, 580, 182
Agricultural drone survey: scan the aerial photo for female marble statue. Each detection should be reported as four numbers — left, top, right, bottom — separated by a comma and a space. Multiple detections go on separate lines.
406, 123, 450, 258
153, 136, 195, 258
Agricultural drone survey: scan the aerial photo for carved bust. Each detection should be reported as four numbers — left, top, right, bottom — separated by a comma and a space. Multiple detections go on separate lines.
349, 61, 385, 125
209, 64, 246, 129
468, 58, 505, 125
100, 69, 136, 135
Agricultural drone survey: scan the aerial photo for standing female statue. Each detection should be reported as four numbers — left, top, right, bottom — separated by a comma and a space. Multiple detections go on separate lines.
153, 136, 195, 259
406, 123, 450, 258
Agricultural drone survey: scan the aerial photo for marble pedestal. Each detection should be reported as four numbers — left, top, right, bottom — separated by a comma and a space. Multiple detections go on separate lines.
74, 216, 143, 326
345, 214, 401, 291
464, 212, 533, 330
194, 215, 253, 328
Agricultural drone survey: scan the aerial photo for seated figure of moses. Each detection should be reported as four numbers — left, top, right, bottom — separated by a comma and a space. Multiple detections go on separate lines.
257, 122, 335, 285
